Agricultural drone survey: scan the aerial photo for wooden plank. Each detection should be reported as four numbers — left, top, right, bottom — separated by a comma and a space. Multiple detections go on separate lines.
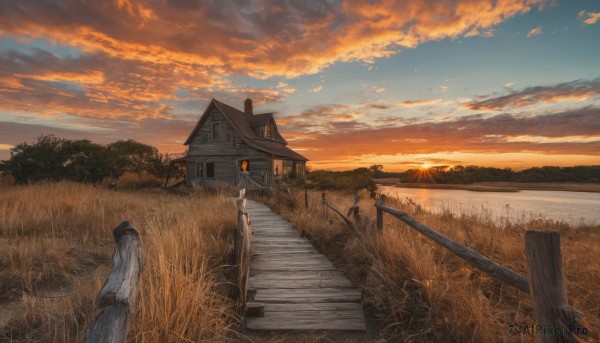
246, 317, 366, 331
251, 228, 296, 232
250, 279, 352, 289
252, 262, 335, 270
252, 232, 301, 238
252, 265, 337, 272
251, 237, 308, 243
252, 258, 332, 264
264, 303, 363, 312
250, 271, 347, 280
251, 247, 317, 253
254, 288, 361, 303
251, 227, 296, 232
252, 253, 329, 260
262, 311, 365, 319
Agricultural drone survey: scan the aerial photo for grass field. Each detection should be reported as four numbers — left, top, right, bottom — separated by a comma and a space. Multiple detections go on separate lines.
1, 179, 598, 342
0, 181, 238, 342
257, 189, 600, 342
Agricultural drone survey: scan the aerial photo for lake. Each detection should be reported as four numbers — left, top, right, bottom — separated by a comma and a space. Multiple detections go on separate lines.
378, 186, 600, 226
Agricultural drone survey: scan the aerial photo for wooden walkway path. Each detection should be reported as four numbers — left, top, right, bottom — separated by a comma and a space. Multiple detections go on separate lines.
244, 200, 367, 331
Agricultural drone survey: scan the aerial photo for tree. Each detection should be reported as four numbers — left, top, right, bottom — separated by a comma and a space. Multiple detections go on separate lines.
368, 164, 384, 178
0, 135, 162, 185
62, 139, 114, 184
107, 140, 159, 179
2, 135, 70, 184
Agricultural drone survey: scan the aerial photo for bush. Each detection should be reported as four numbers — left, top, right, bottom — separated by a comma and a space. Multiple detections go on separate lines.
306, 167, 377, 197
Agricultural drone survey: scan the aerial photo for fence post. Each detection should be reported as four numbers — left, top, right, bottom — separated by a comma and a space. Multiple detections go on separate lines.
376, 195, 385, 232
353, 190, 360, 225
525, 230, 584, 343
322, 191, 326, 212
305, 188, 308, 209
235, 197, 245, 263
85, 221, 143, 343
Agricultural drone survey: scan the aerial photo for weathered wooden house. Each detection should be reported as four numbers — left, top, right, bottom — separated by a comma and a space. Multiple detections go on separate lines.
178, 98, 308, 187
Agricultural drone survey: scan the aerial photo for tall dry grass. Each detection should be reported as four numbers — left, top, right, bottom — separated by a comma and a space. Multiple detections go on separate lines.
257, 189, 600, 342
0, 182, 239, 342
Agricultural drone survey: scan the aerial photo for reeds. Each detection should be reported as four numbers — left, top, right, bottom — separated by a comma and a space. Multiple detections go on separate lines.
258, 189, 600, 342
0, 182, 238, 342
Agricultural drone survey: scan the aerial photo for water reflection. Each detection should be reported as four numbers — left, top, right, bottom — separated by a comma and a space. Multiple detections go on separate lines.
379, 186, 600, 226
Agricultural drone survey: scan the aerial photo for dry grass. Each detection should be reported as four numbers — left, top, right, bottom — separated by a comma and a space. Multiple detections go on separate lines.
0, 181, 239, 342
257, 189, 600, 342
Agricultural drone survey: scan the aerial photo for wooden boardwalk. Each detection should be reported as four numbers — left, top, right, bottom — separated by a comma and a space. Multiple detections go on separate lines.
244, 200, 367, 331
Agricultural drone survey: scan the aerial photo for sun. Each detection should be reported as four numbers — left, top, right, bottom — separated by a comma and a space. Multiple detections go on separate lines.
421, 163, 432, 170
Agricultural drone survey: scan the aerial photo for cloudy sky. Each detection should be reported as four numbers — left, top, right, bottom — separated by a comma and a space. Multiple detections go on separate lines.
0, 0, 599, 171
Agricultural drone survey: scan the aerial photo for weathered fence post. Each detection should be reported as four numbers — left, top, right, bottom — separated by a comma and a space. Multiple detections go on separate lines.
525, 231, 585, 343
322, 191, 326, 213
85, 221, 143, 343
346, 190, 361, 226
376, 195, 385, 232
305, 188, 309, 209
235, 197, 245, 262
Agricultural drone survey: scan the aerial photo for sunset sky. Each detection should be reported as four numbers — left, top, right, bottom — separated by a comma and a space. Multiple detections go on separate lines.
1, 0, 599, 171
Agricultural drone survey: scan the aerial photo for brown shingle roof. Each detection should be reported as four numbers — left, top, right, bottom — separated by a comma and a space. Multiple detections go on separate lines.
184, 99, 308, 161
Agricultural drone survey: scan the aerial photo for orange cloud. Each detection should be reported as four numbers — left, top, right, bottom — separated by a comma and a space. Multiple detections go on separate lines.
398, 99, 442, 107
282, 107, 600, 163
0, 0, 546, 79
14, 70, 105, 85
527, 26, 543, 37
464, 78, 600, 110
578, 11, 600, 25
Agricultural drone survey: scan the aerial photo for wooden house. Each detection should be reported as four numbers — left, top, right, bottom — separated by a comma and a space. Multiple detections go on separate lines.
178, 98, 308, 187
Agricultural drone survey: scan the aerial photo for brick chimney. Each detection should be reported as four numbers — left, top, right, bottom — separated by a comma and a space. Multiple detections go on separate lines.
244, 98, 253, 115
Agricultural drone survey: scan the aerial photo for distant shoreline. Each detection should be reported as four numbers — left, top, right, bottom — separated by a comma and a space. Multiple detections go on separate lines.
375, 179, 600, 193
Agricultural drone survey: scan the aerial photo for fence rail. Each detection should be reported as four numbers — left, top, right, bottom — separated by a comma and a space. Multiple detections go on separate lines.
85, 221, 143, 343
374, 200, 530, 292
319, 190, 584, 342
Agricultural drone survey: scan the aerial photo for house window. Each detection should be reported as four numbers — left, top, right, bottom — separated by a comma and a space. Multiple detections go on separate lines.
197, 163, 203, 177
273, 159, 283, 177
265, 124, 272, 138
206, 162, 215, 177
212, 122, 220, 140
258, 126, 265, 137
240, 160, 250, 172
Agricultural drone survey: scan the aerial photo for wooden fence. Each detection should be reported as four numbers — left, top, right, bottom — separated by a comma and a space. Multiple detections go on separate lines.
85, 221, 144, 343
319, 191, 585, 343
234, 188, 252, 315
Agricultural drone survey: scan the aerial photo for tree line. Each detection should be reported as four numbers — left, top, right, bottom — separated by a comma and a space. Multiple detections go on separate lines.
0, 135, 173, 185
370, 165, 600, 184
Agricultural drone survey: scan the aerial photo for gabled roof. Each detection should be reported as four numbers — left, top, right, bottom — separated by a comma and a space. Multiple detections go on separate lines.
184, 99, 308, 161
